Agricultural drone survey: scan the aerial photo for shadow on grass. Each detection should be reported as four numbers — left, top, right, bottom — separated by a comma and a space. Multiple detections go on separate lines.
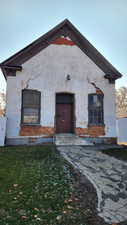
102, 148, 127, 161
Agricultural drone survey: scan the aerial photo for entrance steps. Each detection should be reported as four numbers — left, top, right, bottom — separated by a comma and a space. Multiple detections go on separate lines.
54, 134, 93, 146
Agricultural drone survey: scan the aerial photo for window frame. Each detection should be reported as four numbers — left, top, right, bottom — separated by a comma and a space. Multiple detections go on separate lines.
88, 93, 104, 126
21, 89, 41, 125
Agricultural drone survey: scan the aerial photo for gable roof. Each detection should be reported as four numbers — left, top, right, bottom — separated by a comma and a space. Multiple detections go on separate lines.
0, 19, 122, 81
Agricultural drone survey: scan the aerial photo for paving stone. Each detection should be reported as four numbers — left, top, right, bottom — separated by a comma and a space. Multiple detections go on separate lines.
57, 146, 127, 224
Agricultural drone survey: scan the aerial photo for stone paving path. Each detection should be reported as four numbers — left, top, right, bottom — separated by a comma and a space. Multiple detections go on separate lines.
57, 146, 127, 224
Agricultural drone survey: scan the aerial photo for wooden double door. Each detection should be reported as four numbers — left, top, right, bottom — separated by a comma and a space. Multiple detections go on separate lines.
56, 94, 74, 133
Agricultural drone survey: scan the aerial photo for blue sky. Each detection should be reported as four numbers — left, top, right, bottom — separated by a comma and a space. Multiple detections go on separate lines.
0, 0, 127, 92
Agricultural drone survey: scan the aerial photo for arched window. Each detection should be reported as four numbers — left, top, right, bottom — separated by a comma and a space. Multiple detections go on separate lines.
21, 89, 41, 124
88, 94, 104, 125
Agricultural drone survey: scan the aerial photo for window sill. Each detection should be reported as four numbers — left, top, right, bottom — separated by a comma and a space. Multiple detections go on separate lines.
21, 124, 41, 127
88, 124, 105, 127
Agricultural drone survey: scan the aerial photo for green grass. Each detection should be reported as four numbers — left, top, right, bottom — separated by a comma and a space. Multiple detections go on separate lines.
0, 145, 88, 225
102, 148, 127, 161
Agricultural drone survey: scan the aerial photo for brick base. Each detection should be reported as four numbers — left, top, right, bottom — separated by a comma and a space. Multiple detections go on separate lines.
75, 126, 105, 137
20, 125, 54, 136
20, 125, 105, 137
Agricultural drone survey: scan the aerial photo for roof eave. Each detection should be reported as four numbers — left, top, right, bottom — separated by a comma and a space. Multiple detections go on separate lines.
0, 19, 123, 80
0, 64, 22, 80
104, 73, 122, 83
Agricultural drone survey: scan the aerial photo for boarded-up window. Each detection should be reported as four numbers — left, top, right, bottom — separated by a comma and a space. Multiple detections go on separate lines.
88, 94, 104, 125
21, 90, 41, 124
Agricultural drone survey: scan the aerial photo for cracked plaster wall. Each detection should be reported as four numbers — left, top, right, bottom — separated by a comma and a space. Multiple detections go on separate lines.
6, 44, 116, 138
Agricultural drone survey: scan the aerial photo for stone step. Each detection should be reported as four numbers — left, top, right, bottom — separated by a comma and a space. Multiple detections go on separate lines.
54, 134, 93, 146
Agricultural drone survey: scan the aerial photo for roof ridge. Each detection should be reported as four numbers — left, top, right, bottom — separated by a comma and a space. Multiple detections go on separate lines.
0, 19, 122, 80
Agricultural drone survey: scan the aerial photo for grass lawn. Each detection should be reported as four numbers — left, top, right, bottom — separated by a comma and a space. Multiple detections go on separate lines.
0, 145, 90, 225
102, 148, 127, 162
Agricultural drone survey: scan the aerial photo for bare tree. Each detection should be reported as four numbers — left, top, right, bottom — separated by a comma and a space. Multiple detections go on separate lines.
0, 91, 6, 116
116, 87, 127, 118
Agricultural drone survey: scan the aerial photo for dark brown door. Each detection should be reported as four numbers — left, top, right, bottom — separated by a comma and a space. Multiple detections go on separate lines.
56, 103, 73, 133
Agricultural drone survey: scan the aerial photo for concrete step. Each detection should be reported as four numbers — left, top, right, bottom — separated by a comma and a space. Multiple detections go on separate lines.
55, 134, 93, 146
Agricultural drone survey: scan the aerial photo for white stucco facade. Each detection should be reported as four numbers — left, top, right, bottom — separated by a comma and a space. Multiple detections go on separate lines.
5, 43, 116, 142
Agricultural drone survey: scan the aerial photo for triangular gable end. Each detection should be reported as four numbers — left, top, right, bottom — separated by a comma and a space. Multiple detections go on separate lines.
0, 19, 122, 82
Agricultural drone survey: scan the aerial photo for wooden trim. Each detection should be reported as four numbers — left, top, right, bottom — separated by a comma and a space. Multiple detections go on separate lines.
88, 93, 104, 126
21, 89, 41, 125
1, 19, 122, 80
56, 93, 74, 104
0, 64, 22, 71
55, 93, 75, 133
4, 69, 16, 77
104, 74, 117, 84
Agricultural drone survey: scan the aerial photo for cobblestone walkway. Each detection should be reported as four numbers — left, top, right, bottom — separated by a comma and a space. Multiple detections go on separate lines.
57, 146, 127, 224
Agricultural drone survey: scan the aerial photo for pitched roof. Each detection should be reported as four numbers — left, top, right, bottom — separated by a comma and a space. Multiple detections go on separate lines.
0, 19, 122, 80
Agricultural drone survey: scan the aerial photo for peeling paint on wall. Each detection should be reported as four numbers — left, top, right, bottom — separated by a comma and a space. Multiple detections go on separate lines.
75, 126, 105, 137
20, 125, 54, 136
52, 37, 75, 46
6, 44, 116, 139
87, 77, 104, 95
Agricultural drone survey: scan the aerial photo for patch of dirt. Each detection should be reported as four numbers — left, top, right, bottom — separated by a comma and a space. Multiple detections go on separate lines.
71, 167, 127, 225
71, 168, 109, 225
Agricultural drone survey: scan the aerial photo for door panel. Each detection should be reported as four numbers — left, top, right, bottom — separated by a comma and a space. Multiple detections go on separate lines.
56, 103, 73, 133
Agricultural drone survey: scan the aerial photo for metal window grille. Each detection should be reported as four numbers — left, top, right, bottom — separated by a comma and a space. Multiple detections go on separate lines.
88, 94, 104, 125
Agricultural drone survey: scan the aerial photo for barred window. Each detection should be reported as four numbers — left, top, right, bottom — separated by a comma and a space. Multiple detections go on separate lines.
21, 89, 41, 124
88, 94, 104, 125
